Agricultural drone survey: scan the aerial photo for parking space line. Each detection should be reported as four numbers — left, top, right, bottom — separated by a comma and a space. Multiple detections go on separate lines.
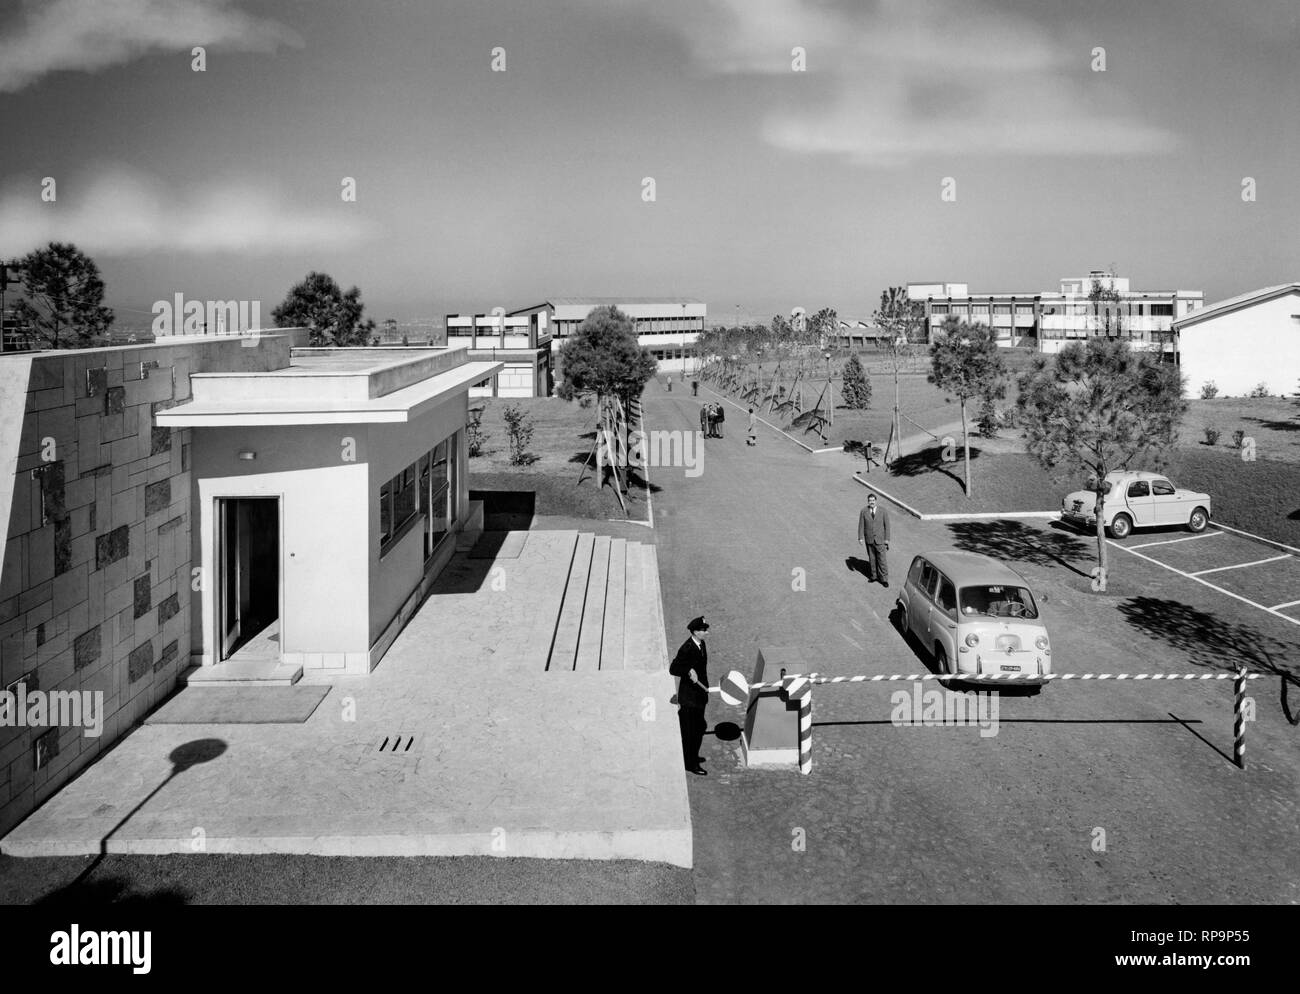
1108, 541, 1300, 628
1127, 532, 1224, 550
1190, 554, 1291, 576
1270, 598, 1300, 611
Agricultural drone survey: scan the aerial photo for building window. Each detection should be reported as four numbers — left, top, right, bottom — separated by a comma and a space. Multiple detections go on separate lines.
1015, 304, 1033, 315
930, 305, 949, 315
993, 304, 1012, 315
1150, 303, 1173, 317
972, 305, 990, 316
380, 463, 419, 554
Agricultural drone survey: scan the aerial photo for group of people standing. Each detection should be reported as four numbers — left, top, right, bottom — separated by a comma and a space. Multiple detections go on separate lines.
699, 402, 725, 438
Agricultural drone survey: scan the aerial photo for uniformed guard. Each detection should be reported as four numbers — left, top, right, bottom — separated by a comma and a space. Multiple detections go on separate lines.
670, 616, 711, 775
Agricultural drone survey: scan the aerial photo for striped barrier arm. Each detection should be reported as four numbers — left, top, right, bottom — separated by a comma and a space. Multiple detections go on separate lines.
707, 671, 1262, 693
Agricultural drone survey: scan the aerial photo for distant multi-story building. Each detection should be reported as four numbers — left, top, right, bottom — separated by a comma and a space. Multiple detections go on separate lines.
907, 273, 1205, 355
442, 311, 554, 398
509, 297, 706, 373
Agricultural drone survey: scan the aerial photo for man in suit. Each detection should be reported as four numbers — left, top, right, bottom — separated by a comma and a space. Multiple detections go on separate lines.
669, 616, 711, 775
857, 493, 891, 586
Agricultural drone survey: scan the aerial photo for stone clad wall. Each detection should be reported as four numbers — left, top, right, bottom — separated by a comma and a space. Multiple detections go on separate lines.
0, 336, 290, 838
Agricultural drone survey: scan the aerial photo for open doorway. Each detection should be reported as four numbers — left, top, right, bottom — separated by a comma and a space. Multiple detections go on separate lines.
217, 497, 280, 661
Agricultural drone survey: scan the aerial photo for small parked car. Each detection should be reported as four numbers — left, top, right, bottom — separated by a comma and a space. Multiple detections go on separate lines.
897, 551, 1052, 686
1061, 471, 1211, 539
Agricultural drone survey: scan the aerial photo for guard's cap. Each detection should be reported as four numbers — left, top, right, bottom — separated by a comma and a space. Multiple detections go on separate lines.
687, 616, 710, 633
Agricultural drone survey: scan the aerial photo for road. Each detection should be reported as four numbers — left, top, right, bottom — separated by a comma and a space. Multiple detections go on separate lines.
644, 386, 1300, 904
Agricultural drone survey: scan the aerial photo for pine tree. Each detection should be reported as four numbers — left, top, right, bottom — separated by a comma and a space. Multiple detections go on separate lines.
841, 354, 871, 410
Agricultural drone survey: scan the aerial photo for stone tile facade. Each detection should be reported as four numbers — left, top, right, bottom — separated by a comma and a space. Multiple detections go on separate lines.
0, 335, 291, 837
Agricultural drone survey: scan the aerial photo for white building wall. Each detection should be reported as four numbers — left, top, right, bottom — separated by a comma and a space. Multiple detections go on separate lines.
1177, 292, 1300, 398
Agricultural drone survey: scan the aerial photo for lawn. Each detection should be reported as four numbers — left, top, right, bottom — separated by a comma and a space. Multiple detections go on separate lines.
1181, 397, 1300, 464
467, 396, 651, 522
860, 443, 1300, 548
697, 347, 1038, 449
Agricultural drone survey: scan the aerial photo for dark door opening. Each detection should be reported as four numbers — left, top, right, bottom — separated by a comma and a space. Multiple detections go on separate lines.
218, 497, 280, 661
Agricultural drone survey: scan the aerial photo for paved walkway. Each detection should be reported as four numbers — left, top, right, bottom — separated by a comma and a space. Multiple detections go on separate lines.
643, 388, 1300, 904
2, 530, 691, 865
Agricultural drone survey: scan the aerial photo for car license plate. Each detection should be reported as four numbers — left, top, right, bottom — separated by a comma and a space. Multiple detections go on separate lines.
1000, 664, 1021, 672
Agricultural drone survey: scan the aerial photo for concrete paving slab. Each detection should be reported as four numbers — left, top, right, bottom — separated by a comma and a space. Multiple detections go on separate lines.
2, 530, 691, 867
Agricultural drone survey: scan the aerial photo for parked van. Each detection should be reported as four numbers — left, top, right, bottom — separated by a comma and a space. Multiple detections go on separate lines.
897, 551, 1052, 686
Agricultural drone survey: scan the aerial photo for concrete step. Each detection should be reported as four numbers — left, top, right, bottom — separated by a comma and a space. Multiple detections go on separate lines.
547, 532, 595, 672
624, 542, 669, 672
180, 661, 303, 687
575, 535, 611, 671
601, 538, 627, 670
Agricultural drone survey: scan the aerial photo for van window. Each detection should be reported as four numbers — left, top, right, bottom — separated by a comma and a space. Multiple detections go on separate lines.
959, 584, 1039, 620
936, 578, 958, 619
1127, 480, 1150, 498
919, 562, 939, 599
908, 558, 924, 587
1152, 479, 1175, 496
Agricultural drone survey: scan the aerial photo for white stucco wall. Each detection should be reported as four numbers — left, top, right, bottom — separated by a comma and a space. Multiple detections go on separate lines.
366, 394, 468, 647
191, 424, 371, 668
1177, 291, 1300, 398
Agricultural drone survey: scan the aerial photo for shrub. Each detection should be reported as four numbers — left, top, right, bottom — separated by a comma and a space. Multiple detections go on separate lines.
977, 396, 1000, 438
840, 354, 871, 409
1231, 428, 1245, 450
1199, 381, 1219, 400
467, 407, 489, 457
503, 403, 535, 466
1203, 426, 1221, 446
1249, 382, 1270, 398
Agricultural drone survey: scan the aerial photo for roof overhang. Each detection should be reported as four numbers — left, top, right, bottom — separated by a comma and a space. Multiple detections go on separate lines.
155, 361, 503, 427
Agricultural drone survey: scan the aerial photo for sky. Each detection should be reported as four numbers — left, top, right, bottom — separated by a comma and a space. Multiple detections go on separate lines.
1, 0, 1297, 329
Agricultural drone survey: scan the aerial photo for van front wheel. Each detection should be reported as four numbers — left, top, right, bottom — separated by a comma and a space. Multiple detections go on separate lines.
1107, 513, 1133, 539
1188, 507, 1209, 533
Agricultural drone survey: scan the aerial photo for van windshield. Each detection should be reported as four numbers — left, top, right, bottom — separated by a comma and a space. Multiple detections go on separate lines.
958, 584, 1039, 620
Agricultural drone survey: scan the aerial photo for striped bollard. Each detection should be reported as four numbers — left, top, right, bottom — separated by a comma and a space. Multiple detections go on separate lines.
1233, 665, 1247, 770
784, 674, 814, 776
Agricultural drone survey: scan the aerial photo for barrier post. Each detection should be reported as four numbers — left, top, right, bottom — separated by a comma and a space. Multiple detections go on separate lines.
1234, 665, 1247, 770
798, 673, 815, 775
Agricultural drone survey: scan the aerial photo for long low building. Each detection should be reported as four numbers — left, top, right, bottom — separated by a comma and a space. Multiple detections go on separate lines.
908, 273, 1205, 354
509, 297, 706, 374
1173, 283, 1300, 398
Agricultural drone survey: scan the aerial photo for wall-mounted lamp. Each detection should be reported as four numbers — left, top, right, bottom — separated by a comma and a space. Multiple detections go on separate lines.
238, 451, 256, 461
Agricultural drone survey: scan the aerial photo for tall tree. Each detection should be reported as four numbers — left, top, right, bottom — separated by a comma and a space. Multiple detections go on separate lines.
9, 242, 114, 349
928, 317, 1007, 497
272, 271, 376, 346
1016, 338, 1186, 591
872, 285, 926, 462
1088, 275, 1124, 338
555, 305, 658, 407
810, 307, 838, 350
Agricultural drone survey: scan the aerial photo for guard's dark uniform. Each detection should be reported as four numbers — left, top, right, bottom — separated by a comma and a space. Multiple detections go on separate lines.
670, 620, 710, 772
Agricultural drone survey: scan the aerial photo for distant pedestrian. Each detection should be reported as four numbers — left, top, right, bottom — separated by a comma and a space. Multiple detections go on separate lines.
857, 493, 891, 586
670, 616, 711, 775
713, 402, 725, 438
699, 403, 709, 437
666, 373, 673, 392
692, 379, 699, 397
746, 407, 757, 446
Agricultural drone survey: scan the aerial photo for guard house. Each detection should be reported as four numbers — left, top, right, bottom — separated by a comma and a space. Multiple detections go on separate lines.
155, 345, 501, 676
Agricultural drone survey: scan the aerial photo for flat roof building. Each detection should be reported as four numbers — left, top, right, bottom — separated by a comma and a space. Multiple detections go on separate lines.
510, 297, 706, 374
0, 333, 498, 836
908, 273, 1205, 355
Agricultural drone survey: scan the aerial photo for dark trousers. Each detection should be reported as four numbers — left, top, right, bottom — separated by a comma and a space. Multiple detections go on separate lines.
866, 542, 888, 582
678, 706, 706, 767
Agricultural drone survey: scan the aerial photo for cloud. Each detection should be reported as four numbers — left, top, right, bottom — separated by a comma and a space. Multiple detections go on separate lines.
592, 0, 1178, 165
0, 166, 375, 257
0, 0, 302, 93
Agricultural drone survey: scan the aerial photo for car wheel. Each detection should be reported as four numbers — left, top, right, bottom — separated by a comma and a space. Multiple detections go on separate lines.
1107, 513, 1133, 539
934, 644, 951, 674
1188, 507, 1208, 533
897, 605, 910, 638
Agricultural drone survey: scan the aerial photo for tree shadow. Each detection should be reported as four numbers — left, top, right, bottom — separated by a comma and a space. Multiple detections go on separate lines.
1244, 416, 1300, 433
888, 443, 982, 487
945, 520, 1092, 577
34, 873, 191, 907
1116, 596, 1298, 680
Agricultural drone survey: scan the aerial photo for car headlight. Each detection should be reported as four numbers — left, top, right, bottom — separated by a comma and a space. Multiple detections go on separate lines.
1035, 635, 1049, 650
965, 633, 980, 647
